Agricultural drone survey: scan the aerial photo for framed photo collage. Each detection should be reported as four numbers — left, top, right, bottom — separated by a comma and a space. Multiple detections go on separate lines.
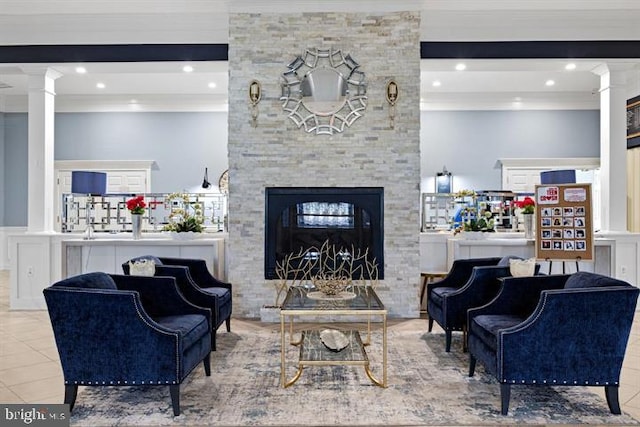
534, 183, 594, 262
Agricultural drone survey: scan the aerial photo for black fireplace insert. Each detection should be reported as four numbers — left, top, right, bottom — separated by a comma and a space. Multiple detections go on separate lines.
264, 187, 384, 279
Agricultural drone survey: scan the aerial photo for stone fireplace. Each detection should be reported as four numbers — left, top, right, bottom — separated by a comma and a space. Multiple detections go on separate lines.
264, 187, 384, 280
227, 11, 421, 317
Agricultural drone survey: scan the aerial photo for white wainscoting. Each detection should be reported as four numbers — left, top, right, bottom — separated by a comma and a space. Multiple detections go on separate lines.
0, 227, 27, 270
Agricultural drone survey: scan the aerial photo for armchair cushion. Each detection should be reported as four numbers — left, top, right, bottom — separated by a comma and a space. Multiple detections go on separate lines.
564, 271, 630, 289
201, 287, 232, 305
469, 314, 524, 352
154, 314, 210, 350
54, 271, 117, 290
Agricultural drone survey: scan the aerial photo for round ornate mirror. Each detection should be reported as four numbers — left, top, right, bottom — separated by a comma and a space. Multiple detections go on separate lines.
281, 49, 367, 135
300, 67, 348, 116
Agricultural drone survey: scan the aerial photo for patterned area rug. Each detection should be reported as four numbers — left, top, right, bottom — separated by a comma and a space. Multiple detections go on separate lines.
70, 327, 639, 426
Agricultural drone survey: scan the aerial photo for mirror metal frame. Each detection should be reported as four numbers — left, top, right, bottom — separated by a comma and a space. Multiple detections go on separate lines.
280, 48, 367, 135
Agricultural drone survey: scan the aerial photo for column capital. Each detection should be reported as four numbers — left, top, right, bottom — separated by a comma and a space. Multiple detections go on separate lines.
591, 62, 636, 91
22, 67, 63, 95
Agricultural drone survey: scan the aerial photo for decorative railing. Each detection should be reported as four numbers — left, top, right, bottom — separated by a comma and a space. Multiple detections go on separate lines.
60, 192, 227, 234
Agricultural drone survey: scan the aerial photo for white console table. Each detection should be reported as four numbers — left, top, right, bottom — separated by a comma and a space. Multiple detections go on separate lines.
9, 232, 226, 310
62, 236, 226, 279
420, 232, 616, 277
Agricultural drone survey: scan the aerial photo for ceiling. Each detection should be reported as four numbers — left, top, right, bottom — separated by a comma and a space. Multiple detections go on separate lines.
0, 58, 610, 112
2, 1, 640, 112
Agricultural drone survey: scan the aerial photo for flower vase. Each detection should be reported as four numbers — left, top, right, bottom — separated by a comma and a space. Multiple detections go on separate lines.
131, 214, 143, 240
523, 213, 534, 239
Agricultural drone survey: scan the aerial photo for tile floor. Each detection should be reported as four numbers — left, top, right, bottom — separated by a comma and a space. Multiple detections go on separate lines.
0, 269, 639, 422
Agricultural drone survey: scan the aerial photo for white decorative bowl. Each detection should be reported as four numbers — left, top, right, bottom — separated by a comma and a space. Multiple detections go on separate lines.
319, 329, 350, 352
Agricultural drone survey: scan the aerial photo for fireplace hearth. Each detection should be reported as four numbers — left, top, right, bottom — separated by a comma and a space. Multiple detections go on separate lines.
264, 187, 384, 279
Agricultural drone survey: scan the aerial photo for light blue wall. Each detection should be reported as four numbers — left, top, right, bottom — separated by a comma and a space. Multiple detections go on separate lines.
2, 109, 599, 226
421, 110, 600, 192
55, 112, 229, 193
3, 113, 28, 226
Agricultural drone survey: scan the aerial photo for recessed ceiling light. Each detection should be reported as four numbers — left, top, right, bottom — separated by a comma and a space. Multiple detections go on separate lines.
183, 65, 194, 73
96, 82, 105, 89
565, 63, 577, 71
208, 82, 217, 89
129, 99, 138, 104
75, 66, 87, 74
545, 79, 555, 87
514, 97, 522, 102
432, 80, 441, 87
455, 63, 466, 71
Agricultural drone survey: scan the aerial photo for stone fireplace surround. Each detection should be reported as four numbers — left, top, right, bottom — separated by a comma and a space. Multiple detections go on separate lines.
227, 11, 421, 318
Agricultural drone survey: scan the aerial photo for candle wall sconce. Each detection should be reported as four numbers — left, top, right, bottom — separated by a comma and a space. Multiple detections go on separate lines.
386, 79, 399, 129
249, 79, 262, 127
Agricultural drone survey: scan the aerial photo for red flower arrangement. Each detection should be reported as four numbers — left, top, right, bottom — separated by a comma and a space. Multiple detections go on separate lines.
126, 196, 147, 215
514, 196, 535, 214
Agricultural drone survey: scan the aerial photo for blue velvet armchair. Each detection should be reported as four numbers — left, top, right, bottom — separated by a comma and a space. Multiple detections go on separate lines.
467, 271, 639, 415
428, 261, 540, 352
427, 257, 504, 352
123, 256, 232, 351
43, 272, 212, 416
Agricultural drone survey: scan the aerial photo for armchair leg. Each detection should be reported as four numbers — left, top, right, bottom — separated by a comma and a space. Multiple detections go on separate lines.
445, 330, 452, 352
500, 383, 511, 415
428, 318, 434, 332
170, 385, 180, 416
203, 353, 211, 376
468, 355, 476, 377
605, 385, 621, 414
462, 325, 468, 353
225, 317, 231, 332
64, 385, 78, 412
211, 330, 217, 351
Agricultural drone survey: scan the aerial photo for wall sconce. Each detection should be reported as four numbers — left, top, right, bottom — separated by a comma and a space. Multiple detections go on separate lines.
249, 79, 262, 127
201, 167, 211, 189
385, 79, 398, 129
436, 166, 452, 193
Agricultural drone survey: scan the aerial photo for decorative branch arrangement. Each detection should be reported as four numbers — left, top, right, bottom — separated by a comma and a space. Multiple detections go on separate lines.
273, 240, 378, 307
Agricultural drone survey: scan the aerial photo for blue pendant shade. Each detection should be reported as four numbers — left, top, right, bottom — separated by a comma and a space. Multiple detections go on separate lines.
540, 170, 576, 185
71, 171, 107, 195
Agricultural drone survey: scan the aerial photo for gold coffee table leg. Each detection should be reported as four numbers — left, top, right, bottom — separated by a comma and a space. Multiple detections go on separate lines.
284, 366, 304, 388
364, 364, 385, 387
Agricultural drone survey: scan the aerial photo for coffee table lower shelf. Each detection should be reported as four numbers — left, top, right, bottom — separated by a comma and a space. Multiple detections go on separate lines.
283, 329, 384, 388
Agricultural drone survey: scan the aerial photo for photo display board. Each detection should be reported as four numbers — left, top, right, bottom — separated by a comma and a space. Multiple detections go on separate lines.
534, 183, 594, 262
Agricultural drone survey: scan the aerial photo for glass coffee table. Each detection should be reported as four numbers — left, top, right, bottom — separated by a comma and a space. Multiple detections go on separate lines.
280, 285, 387, 388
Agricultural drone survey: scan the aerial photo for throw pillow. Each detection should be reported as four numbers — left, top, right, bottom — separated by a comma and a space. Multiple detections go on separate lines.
129, 259, 156, 277
510, 258, 536, 277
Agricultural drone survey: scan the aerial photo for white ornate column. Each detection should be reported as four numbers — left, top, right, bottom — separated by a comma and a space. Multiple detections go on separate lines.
593, 63, 632, 232
23, 67, 62, 233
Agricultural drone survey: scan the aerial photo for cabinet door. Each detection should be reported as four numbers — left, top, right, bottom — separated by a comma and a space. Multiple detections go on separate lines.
503, 168, 542, 193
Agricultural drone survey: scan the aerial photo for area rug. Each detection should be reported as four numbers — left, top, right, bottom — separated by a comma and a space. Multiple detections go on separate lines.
69, 327, 639, 426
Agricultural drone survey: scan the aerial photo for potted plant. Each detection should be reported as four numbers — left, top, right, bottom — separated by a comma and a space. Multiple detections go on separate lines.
126, 196, 146, 239
162, 193, 204, 238
514, 196, 536, 238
